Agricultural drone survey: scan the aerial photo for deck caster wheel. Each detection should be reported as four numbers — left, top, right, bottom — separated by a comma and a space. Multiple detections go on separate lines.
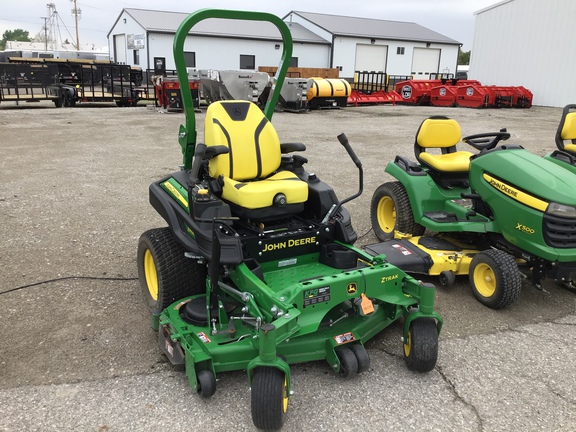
403, 318, 438, 372
350, 344, 370, 373
439, 270, 456, 287
251, 367, 288, 431
469, 249, 521, 309
336, 347, 358, 379
197, 370, 216, 398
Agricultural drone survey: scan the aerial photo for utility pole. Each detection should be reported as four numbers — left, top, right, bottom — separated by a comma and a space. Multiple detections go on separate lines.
41, 16, 48, 51
71, 0, 81, 50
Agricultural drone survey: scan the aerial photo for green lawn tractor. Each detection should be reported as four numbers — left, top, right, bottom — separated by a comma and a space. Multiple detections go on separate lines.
136, 9, 442, 431
368, 115, 576, 309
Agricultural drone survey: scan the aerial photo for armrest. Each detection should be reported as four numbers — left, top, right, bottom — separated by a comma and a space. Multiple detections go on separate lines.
280, 142, 306, 153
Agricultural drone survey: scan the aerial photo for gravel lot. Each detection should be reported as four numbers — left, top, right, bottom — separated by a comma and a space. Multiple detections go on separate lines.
0, 101, 574, 431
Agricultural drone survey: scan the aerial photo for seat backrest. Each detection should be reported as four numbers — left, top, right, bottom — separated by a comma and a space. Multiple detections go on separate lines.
415, 116, 461, 150
556, 104, 576, 152
204, 100, 281, 181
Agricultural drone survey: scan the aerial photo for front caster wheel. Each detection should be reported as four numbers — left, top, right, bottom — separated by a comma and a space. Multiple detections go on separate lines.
197, 370, 216, 399
350, 344, 370, 373
251, 367, 288, 431
336, 347, 358, 379
404, 318, 438, 372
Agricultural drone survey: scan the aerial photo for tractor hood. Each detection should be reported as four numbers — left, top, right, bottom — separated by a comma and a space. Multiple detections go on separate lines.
470, 148, 576, 206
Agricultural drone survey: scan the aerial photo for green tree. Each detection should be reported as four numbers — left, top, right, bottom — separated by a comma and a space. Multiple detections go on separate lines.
0, 29, 31, 51
458, 48, 471, 65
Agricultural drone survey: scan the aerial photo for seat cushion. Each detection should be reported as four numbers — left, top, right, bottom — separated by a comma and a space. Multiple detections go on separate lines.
221, 170, 308, 209
418, 151, 474, 172
417, 118, 461, 148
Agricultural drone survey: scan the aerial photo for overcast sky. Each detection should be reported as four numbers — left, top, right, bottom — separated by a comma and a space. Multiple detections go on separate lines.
0, 0, 498, 51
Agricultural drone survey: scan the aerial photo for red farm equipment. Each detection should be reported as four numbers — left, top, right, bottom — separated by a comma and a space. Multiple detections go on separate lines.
395, 79, 481, 106
347, 71, 404, 106
455, 84, 533, 109
153, 72, 200, 111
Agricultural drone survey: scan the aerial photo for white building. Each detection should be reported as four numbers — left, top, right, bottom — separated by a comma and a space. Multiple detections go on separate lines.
285, 11, 460, 79
107, 9, 461, 80
470, 0, 576, 107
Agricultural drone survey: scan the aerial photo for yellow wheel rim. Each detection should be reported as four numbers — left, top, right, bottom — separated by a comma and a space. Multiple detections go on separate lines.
403, 330, 411, 357
144, 249, 159, 301
473, 263, 497, 298
282, 377, 288, 413
377, 196, 396, 234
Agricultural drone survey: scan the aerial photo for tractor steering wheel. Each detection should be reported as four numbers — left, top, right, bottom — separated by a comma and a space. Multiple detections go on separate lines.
462, 130, 511, 151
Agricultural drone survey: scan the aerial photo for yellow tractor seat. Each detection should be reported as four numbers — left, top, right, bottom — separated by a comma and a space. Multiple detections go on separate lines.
556, 105, 576, 155
415, 116, 474, 173
204, 100, 308, 216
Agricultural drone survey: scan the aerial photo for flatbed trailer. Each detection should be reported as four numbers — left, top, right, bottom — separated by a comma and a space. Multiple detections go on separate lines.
2, 58, 140, 107
0, 62, 63, 106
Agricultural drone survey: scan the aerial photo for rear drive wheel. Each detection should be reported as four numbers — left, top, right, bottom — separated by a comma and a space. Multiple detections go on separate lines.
137, 227, 207, 313
469, 249, 521, 309
370, 181, 425, 241
251, 367, 288, 431
403, 318, 438, 372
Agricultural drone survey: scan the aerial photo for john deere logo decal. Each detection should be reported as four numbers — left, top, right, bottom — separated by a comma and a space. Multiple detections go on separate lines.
346, 283, 357, 294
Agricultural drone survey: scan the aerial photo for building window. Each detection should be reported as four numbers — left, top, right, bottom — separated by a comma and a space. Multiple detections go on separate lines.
133, 50, 140, 65
290, 57, 298, 67
397, 47, 405, 55
183, 51, 196, 68
240, 54, 255, 70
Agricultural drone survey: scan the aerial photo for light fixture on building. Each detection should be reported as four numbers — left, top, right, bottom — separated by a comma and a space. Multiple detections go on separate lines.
275, 44, 280, 49
123, 18, 127, 24
370, 38, 375, 44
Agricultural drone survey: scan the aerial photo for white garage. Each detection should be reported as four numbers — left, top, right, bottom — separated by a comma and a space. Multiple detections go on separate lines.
107, 9, 460, 81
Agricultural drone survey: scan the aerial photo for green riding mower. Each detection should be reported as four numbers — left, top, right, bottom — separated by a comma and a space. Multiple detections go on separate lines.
136, 9, 442, 431
368, 115, 576, 309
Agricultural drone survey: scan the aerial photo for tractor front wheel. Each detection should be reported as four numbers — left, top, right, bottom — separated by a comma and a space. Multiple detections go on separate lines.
251, 367, 288, 431
469, 249, 522, 309
403, 318, 438, 372
137, 227, 207, 314
336, 347, 358, 378
370, 181, 425, 241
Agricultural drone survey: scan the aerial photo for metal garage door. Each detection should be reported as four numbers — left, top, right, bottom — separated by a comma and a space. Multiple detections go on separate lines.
114, 34, 126, 64
411, 48, 440, 79
354, 44, 387, 72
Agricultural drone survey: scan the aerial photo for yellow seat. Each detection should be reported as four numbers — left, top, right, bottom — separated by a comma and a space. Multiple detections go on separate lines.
415, 117, 474, 173
556, 104, 576, 155
204, 100, 308, 213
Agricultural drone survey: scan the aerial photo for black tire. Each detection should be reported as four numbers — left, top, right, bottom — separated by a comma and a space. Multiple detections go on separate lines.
469, 249, 522, 309
439, 270, 456, 287
403, 318, 438, 372
251, 367, 288, 431
350, 344, 370, 374
63, 90, 72, 107
137, 227, 207, 313
336, 347, 358, 379
197, 369, 216, 399
370, 181, 425, 241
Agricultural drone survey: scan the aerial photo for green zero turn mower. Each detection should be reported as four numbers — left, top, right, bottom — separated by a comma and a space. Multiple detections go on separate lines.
368, 115, 576, 309
136, 9, 442, 431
